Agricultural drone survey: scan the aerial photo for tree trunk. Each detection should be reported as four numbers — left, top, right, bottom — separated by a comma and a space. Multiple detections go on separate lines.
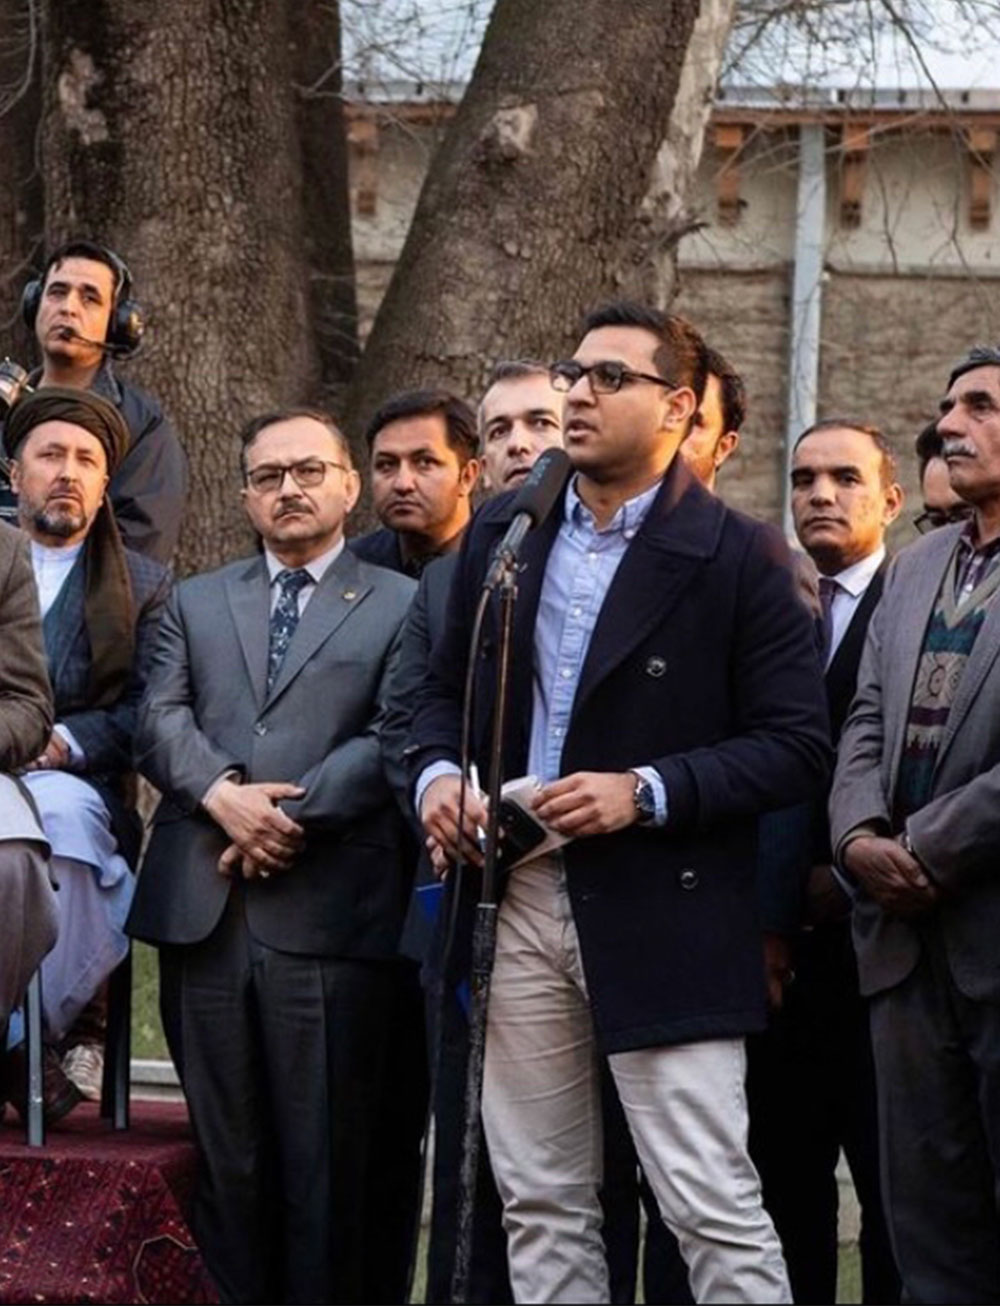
341, 0, 703, 462
0, 0, 43, 362
39, 0, 319, 573
618, 0, 737, 306
289, 0, 359, 406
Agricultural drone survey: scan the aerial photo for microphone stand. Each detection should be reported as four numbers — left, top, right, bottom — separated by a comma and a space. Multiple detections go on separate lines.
451, 548, 518, 1304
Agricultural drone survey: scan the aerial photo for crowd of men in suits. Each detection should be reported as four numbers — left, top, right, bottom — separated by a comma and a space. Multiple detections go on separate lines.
1, 238, 1000, 1306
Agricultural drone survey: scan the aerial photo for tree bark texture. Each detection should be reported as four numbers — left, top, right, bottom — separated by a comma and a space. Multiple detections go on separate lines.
342, 0, 703, 456
0, 0, 43, 360
290, 0, 359, 406
39, 0, 319, 573
618, 0, 737, 306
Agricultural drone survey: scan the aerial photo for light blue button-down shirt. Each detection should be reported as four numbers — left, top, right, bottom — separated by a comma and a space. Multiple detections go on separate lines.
526, 477, 666, 819
416, 475, 667, 823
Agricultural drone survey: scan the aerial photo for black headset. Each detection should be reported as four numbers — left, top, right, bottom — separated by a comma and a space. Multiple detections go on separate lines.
21, 243, 145, 358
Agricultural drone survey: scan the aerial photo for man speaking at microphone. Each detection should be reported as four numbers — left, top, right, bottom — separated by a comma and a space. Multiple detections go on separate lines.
413, 302, 830, 1304
1, 240, 187, 564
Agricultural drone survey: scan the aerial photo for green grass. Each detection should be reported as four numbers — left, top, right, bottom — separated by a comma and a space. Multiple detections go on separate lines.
131, 940, 169, 1060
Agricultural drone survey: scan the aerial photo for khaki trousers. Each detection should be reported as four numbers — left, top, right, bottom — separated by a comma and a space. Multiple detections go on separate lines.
482, 857, 790, 1305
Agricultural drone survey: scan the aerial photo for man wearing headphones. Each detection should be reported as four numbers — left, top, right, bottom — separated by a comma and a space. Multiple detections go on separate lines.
1, 239, 187, 564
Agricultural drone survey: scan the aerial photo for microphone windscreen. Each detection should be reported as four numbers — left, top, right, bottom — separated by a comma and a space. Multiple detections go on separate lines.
508, 447, 572, 528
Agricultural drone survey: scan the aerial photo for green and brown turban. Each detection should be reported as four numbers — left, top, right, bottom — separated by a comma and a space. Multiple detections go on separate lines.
8, 386, 134, 708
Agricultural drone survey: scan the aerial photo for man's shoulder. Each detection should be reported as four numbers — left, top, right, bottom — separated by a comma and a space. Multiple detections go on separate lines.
884, 522, 961, 588
351, 554, 417, 605
113, 372, 170, 438
172, 553, 259, 602
123, 544, 171, 598
348, 527, 401, 569
0, 518, 25, 566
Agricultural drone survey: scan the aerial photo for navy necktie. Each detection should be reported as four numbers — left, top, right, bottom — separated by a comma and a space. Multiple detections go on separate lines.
267, 568, 312, 693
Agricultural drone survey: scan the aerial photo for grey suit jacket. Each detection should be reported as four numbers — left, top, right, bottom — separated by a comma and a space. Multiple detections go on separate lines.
127, 546, 416, 957
830, 521, 1000, 999
0, 521, 52, 775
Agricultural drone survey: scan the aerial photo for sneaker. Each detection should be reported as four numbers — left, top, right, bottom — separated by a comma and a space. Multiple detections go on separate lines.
62, 1042, 104, 1101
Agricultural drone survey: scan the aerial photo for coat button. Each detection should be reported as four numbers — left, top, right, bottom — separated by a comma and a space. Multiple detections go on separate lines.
645, 655, 667, 678
254, 721, 268, 737
679, 868, 698, 890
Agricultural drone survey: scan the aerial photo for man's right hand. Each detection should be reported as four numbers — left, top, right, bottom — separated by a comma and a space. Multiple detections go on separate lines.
842, 835, 939, 917
203, 779, 306, 872
420, 774, 487, 867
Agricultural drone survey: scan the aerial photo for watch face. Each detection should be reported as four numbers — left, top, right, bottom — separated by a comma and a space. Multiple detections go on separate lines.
635, 779, 656, 821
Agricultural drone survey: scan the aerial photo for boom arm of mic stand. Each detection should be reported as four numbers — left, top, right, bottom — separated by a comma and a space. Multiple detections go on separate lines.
451, 555, 518, 1304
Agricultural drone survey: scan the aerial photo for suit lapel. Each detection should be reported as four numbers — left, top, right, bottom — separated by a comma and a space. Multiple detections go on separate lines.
825, 564, 885, 739
264, 548, 372, 707
225, 556, 271, 709
574, 462, 722, 713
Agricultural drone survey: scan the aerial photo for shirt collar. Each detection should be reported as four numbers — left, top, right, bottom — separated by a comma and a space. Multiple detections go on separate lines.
957, 516, 1000, 558
564, 475, 661, 541
265, 536, 344, 587
826, 544, 885, 599
30, 539, 84, 568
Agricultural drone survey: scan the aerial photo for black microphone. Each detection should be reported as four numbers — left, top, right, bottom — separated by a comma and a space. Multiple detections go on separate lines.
484, 447, 572, 589
53, 326, 122, 355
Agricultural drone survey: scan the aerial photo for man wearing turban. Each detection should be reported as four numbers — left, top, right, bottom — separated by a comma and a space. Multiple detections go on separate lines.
0, 387, 170, 1123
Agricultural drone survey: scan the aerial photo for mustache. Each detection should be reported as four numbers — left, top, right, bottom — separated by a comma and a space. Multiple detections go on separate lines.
273, 500, 312, 518
943, 439, 976, 458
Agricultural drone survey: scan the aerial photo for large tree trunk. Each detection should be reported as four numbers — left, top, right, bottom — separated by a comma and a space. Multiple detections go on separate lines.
290, 0, 359, 406
0, 0, 43, 362
341, 0, 703, 459
618, 0, 738, 306
39, 0, 319, 573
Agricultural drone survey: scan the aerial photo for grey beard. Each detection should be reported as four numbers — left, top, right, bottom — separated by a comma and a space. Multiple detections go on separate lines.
31, 505, 85, 539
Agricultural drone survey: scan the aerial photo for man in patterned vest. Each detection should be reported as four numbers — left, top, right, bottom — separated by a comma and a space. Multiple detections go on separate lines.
831, 345, 1000, 1302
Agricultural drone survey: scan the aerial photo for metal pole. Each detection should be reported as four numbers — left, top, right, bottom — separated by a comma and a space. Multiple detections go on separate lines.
784, 121, 827, 541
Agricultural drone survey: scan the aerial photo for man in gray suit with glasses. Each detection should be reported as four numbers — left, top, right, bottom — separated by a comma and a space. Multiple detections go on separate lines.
128, 408, 415, 1305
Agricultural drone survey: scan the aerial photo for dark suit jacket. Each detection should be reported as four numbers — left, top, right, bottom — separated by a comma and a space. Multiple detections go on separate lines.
0, 521, 53, 770
46, 545, 170, 865
382, 553, 458, 965
756, 560, 886, 934
411, 458, 832, 1052
128, 547, 416, 958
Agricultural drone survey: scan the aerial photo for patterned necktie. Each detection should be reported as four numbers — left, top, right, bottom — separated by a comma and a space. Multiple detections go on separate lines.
818, 575, 839, 663
267, 568, 312, 693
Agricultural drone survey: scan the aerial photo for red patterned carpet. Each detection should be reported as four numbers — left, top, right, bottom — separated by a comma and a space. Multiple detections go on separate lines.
0, 1099, 218, 1304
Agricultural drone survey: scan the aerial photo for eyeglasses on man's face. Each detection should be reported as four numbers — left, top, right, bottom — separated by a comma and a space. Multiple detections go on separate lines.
913, 503, 974, 534
245, 458, 349, 495
549, 359, 678, 395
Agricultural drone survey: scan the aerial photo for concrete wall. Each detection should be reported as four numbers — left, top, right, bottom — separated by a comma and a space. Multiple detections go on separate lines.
349, 112, 1000, 538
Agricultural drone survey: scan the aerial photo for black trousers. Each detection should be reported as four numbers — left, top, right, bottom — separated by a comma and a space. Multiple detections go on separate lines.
159, 887, 393, 1305
870, 931, 1000, 1305
361, 959, 430, 1304
747, 922, 900, 1306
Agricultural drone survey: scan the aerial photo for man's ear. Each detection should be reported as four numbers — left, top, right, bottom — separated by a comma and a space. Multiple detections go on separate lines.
460, 457, 482, 495
664, 386, 698, 432
8, 459, 19, 494
884, 481, 904, 526
342, 467, 362, 515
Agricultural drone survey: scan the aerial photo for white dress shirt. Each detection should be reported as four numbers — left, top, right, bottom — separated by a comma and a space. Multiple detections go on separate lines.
264, 538, 345, 615
821, 544, 885, 670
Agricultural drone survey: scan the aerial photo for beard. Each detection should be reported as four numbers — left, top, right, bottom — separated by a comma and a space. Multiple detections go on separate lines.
31, 502, 87, 539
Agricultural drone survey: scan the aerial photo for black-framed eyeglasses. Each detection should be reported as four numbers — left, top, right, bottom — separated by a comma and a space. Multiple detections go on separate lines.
245, 458, 349, 494
913, 503, 973, 535
549, 359, 677, 395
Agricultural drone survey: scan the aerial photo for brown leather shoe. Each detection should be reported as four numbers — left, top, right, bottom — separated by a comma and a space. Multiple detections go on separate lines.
5, 1042, 83, 1125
